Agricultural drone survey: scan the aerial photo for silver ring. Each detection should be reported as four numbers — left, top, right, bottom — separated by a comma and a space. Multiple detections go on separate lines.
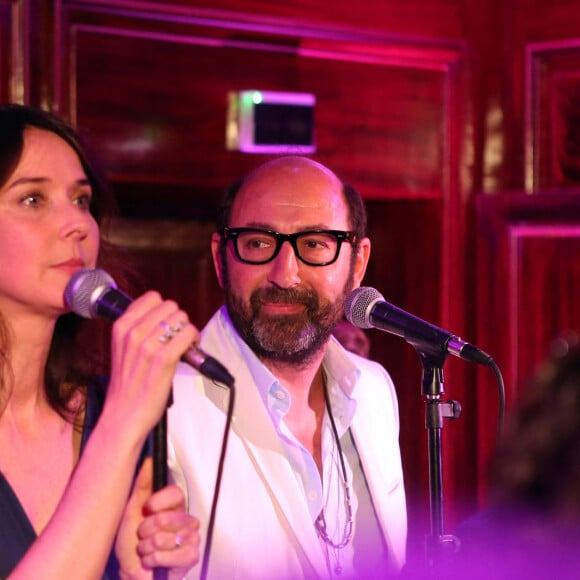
171, 321, 186, 334
175, 533, 182, 548
159, 321, 185, 344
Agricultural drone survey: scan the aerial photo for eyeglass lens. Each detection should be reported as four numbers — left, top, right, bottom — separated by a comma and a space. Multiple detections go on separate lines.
235, 230, 341, 265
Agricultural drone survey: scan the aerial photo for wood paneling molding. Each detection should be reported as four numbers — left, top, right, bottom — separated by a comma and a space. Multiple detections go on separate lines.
475, 191, 580, 500
525, 38, 580, 192
0, 0, 26, 103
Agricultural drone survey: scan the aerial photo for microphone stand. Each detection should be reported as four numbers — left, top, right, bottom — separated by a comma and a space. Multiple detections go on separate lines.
416, 349, 461, 573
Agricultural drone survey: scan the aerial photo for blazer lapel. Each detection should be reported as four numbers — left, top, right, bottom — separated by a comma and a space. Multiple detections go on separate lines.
350, 387, 407, 571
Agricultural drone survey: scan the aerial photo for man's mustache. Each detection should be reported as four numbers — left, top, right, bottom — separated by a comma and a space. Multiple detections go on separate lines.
251, 287, 318, 310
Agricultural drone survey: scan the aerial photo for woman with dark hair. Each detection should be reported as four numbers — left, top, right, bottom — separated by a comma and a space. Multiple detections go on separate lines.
0, 104, 200, 579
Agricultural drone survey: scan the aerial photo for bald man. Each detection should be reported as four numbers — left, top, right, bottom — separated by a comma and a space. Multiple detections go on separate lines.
168, 157, 406, 580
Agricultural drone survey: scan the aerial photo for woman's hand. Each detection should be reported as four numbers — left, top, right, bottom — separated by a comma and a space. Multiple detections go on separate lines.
116, 458, 201, 580
101, 291, 198, 443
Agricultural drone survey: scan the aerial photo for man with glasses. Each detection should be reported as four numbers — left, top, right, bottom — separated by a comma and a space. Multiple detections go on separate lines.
168, 156, 407, 580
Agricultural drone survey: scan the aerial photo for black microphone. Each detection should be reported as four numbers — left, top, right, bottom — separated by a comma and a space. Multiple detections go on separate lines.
344, 286, 493, 365
64, 268, 234, 386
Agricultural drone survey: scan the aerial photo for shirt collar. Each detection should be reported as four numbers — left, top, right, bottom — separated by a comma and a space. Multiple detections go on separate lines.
219, 307, 362, 430
323, 337, 361, 436
220, 308, 287, 423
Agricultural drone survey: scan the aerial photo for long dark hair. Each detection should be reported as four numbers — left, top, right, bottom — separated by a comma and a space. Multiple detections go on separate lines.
0, 104, 132, 419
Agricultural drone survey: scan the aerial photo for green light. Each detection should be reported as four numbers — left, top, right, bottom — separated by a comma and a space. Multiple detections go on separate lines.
252, 91, 263, 105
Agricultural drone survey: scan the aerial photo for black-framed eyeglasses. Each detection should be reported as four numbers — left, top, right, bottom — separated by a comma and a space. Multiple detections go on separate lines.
222, 227, 357, 266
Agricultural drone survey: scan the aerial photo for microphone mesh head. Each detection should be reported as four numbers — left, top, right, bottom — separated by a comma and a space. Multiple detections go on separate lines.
64, 268, 116, 319
344, 286, 384, 329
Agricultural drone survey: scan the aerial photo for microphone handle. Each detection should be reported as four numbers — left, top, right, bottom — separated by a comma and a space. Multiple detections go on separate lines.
152, 413, 167, 492
152, 404, 170, 580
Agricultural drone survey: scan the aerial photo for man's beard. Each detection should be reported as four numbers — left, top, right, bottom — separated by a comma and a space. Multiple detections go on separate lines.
223, 263, 355, 367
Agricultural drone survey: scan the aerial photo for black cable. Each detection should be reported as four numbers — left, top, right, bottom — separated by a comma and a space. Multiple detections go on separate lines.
199, 378, 236, 580
487, 358, 506, 442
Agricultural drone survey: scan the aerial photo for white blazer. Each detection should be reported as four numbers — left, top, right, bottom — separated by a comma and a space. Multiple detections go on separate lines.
168, 308, 407, 580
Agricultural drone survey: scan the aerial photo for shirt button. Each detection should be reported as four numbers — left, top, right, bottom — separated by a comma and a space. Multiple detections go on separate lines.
308, 490, 318, 501
276, 391, 286, 400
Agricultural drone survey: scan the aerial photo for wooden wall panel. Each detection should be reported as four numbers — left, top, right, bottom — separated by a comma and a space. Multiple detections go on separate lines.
107, 219, 223, 328
513, 227, 580, 378
489, 0, 580, 193
70, 29, 448, 200
0, 2, 10, 102
54, 4, 461, 203
0, 0, 22, 103
475, 193, 580, 501
526, 39, 580, 191
365, 197, 450, 544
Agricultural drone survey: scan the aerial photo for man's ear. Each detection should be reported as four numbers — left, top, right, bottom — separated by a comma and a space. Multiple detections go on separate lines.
211, 232, 225, 288
353, 237, 371, 287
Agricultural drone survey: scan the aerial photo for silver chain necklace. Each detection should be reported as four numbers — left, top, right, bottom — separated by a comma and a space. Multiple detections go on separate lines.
314, 375, 353, 574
